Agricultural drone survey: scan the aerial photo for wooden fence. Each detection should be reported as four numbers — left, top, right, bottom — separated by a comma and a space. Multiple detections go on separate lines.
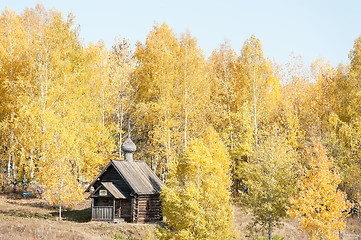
340, 233, 361, 240
91, 206, 113, 221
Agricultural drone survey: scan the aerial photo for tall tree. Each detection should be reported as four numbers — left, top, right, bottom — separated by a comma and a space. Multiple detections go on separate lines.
241, 133, 298, 240
177, 32, 209, 149
108, 37, 135, 158
325, 35, 361, 204
0, 5, 113, 214
208, 42, 253, 194
239, 36, 280, 151
133, 23, 181, 173
159, 128, 236, 240
133, 24, 209, 174
278, 54, 310, 149
288, 140, 350, 239
0, 8, 28, 182
209, 42, 253, 159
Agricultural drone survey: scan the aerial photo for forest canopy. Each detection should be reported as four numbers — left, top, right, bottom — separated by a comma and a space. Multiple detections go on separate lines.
0, 4, 358, 238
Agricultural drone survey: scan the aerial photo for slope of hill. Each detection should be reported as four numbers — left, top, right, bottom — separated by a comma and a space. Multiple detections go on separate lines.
0, 193, 360, 239
0, 193, 155, 240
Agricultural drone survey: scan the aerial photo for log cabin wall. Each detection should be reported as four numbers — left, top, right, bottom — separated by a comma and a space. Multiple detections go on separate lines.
121, 199, 132, 222
131, 197, 137, 223
147, 195, 162, 221
134, 195, 162, 223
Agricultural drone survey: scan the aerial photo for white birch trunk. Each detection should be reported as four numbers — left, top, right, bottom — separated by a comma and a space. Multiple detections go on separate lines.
7, 131, 14, 181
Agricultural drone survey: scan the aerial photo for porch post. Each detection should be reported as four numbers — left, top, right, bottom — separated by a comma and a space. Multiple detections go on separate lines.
91, 198, 94, 221
130, 197, 134, 223
113, 198, 115, 221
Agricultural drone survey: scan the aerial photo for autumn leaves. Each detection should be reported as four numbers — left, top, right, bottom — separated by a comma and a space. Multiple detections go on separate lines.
0, 6, 116, 217
288, 141, 349, 240
0, 4, 357, 239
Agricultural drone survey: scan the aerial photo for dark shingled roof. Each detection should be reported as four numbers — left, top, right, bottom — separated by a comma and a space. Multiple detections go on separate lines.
112, 160, 163, 195
86, 160, 163, 195
101, 182, 127, 199
90, 182, 127, 199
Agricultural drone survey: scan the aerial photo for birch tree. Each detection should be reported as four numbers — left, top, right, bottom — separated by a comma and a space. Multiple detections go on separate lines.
0, 8, 27, 183
241, 133, 298, 240
209, 42, 253, 194
159, 128, 236, 240
108, 37, 135, 158
0, 5, 113, 214
288, 140, 350, 239
133, 23, 181, 173
133, 24, 209, 174
239, 36, 280, 151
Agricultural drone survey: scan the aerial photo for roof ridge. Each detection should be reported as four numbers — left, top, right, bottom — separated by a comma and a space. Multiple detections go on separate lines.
112, 160, 162, 195
112, 159, 144, 162
86, 160, 163, 195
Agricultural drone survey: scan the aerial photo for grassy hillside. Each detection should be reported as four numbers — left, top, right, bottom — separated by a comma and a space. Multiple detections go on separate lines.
0, 193, 155, 240
0, 193, 360, 239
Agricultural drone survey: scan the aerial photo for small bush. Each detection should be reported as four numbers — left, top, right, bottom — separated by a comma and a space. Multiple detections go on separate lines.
259, 236, 284, 240
110, 231, 125, 239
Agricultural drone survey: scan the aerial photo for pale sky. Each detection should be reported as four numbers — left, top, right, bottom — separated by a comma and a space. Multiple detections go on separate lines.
1, 0, 361, 66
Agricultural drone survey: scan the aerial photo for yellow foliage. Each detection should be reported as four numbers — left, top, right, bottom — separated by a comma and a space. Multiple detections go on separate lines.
208, 42, 253, 158
240, 132, 298, 237
288, 140, 350, 239
2, 4, 361, 237
0, 5, 114, 212
133, 23, 209, 174
160, 128, 237, 240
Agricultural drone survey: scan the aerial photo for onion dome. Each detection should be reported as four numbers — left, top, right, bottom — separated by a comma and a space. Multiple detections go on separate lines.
121, 137, 136, 162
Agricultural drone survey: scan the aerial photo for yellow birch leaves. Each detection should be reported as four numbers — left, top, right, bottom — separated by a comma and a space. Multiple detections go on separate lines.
133, 23, 209, 174
159, 128, 236, 240
288, 141, 350, 239
0, 5, 114, 211
241, 134, 298, 235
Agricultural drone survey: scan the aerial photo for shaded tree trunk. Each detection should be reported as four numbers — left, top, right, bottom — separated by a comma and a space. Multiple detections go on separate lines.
268, 213, 272, 240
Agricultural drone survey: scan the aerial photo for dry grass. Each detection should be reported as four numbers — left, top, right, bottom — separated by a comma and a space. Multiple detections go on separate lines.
233, 206, 308, 239
0, 193, 155, 240
234, 205, 361, 239
0, 193, 360, 239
